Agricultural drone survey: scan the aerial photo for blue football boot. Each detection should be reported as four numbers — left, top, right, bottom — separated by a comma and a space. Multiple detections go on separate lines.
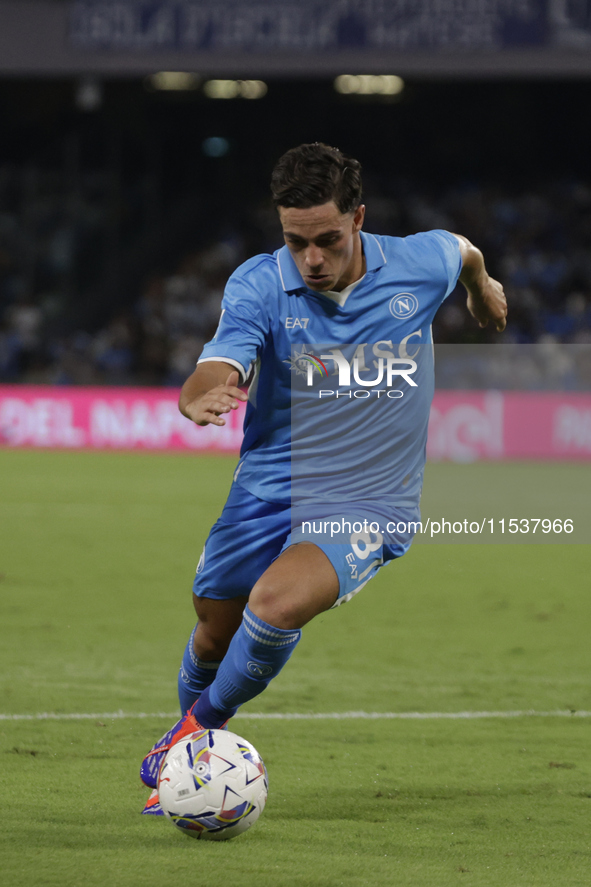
140, 701, 228, 789
141, 788, 164, 816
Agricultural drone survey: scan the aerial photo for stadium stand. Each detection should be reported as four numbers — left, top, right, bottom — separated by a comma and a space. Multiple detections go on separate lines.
2, 173, 591, 386
2, 76, 591, 387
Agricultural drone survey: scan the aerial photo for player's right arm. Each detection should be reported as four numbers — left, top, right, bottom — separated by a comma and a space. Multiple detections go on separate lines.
180, 256, 271, 426
179, 362, 247, 427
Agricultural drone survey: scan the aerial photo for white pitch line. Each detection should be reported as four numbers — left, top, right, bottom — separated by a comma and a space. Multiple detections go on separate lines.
0, 710, 590, 722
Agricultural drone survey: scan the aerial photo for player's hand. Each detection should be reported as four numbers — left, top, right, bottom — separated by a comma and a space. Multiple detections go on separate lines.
467, 277, 507, 332
184, 371, 247, 427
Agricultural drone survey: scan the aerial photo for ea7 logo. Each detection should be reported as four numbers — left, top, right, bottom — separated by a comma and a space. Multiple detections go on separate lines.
389, 293, 418, 319
345, 552, 358, 579
285, 317, 310, 329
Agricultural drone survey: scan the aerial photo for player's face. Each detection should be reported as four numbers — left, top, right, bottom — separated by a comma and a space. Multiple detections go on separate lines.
279, 201, 365, 292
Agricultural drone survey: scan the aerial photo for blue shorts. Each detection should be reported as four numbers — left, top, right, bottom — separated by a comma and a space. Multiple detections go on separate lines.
193, 483, 419, 608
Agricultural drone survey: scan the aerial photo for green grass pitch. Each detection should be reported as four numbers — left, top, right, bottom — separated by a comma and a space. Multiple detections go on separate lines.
0, 448, 590, 887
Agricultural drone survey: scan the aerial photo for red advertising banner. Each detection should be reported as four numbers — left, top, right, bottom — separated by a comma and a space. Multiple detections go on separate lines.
427, 391, 591, 462
0, 385, 243, 452
1, 385, 590, 460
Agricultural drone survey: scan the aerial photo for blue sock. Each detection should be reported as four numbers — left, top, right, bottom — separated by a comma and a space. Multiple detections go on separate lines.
177, 625, 222, 715
193, 606, 301, 728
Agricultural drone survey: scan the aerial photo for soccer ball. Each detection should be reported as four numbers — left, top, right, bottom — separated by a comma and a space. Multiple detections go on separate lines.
158, 729, 268, 841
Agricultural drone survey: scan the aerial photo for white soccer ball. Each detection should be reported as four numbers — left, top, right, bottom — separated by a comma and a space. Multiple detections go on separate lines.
158, 729, 268, 841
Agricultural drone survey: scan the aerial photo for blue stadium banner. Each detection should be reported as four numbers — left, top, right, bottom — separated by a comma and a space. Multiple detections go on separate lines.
69, 0, 554, 53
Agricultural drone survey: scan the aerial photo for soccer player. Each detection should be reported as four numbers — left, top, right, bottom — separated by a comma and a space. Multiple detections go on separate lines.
140, 143, 506, 808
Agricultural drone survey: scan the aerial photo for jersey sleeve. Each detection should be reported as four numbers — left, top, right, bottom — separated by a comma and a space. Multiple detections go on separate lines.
423, 229, 463, 299
198, 269, 270, 382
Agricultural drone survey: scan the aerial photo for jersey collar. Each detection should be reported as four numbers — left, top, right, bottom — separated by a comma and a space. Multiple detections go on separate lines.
276, 230, 387, 293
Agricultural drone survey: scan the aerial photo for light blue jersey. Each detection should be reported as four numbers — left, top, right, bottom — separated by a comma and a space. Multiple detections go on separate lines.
198, 229, 461, 507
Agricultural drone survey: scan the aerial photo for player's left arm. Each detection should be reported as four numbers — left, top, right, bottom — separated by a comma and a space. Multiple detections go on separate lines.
453, 233, 507, 332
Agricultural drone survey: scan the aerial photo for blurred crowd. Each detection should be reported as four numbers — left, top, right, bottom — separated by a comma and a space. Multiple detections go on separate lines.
2, 171, 591, 389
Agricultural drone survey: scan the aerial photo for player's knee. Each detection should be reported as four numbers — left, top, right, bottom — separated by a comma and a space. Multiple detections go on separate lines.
249, 582, 303, 630
193, 595, 247, 659
193, 624, 233, 661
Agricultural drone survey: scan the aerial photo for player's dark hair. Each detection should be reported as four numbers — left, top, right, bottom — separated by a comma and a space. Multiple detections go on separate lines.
271, 143, 362, 214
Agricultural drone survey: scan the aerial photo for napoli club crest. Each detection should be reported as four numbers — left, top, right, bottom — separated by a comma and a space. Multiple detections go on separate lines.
389, 293, 418, 319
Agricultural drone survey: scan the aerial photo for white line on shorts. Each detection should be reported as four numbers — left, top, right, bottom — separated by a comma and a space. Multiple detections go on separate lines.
0, 709, 589, 721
